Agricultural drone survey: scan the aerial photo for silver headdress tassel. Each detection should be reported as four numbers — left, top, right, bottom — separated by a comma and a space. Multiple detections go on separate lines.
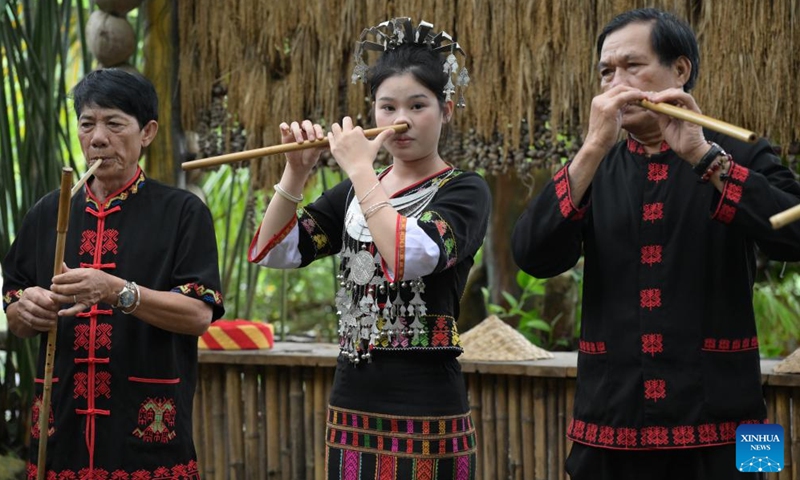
351, 17, 471, 108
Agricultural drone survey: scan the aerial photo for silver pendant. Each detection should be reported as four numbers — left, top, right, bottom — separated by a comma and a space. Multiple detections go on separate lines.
348, 250, 375, 286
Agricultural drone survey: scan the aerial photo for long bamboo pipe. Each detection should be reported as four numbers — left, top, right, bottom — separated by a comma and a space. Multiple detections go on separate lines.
770, 204, 800, 229
181, 123, 409, 170
639, 100, 758, 144
37, 168, 73, 480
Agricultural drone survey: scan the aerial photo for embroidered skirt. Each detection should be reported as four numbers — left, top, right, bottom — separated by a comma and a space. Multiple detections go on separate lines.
325, 352, 476, 479
326, 406, 477, 480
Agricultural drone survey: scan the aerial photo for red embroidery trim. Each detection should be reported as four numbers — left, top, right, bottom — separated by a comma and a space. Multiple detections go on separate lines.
248, 215, 298, 263
627, 137, 670, 155
730, 162, 749, 183
553, 165, 587, 220
702, 336, 759, 352
579, 340, 607, 354
26, 460, 200, 480
725, 183, 743, 203
568, 418, 762, 449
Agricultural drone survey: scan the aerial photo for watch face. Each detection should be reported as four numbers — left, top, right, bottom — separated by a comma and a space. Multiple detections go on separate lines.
119, 288, 135, 308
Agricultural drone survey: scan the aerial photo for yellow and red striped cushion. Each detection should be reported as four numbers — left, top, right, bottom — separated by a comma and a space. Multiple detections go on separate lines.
199, 319, 275, 350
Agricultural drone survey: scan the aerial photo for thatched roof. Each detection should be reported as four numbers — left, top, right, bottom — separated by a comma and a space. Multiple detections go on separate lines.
177, 0, 800, 180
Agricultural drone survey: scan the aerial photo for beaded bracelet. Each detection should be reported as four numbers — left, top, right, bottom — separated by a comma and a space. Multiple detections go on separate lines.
274, 183, 304, 203
699, 159, 722, 183
692, 142, 725, 177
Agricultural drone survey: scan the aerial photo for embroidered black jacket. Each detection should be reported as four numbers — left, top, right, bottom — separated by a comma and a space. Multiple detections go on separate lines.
512, 131, 800, 450
2, 168, 224, 477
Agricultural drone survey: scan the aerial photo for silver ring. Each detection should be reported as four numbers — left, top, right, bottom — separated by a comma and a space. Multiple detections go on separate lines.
73, 294, 77, 304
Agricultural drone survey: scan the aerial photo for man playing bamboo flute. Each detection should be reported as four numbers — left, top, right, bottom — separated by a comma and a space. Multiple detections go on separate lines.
2, 69, 224, 478
511, 8, 800, 480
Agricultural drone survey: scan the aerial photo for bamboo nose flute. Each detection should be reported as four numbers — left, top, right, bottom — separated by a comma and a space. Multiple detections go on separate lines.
181, 123, 409, 170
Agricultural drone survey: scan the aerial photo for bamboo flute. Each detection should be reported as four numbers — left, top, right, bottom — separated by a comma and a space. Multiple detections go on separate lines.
638, 100, 758, 144
770, 204, 800, 229
37, 167, 73, 480
181, 123, 409, 170
71, 160, 102, 196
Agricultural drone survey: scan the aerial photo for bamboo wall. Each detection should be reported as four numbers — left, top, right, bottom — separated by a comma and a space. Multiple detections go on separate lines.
194, 344, 800, 480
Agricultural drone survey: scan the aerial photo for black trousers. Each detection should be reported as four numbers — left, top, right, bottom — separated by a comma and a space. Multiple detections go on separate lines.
566, 443, 767, 480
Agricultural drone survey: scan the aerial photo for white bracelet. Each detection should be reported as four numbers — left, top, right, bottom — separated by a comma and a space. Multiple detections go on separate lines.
274, 183, 304, 203
121, 282, 141, 315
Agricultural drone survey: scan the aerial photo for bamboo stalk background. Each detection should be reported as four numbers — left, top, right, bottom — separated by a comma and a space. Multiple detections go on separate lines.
192, 353, 799, 480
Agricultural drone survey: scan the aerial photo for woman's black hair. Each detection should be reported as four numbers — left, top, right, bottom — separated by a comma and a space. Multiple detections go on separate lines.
367, 43, 448, 107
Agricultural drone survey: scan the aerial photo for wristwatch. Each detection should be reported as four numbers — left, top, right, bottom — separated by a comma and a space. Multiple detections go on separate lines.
116, 281, 137, 309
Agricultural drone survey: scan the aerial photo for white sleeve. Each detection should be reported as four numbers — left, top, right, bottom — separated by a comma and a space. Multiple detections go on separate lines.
393, 217, 439, 279
252, 224, 303, 269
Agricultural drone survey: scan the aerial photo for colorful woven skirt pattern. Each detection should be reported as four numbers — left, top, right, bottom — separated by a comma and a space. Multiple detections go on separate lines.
325, 406, 477, 480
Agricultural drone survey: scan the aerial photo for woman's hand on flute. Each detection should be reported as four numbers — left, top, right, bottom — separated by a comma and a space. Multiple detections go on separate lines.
645, 88, 708, 164
281, 119, 326, 177
327, 116, 394, 178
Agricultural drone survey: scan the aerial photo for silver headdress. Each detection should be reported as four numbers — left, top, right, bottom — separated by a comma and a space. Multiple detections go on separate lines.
351, 17, 471, 108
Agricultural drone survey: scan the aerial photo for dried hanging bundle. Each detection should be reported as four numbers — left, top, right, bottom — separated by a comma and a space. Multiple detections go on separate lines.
177, 0, 800, 187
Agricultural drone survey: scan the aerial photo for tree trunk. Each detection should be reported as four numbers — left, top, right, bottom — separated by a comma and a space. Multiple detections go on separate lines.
143, 0, 179, 185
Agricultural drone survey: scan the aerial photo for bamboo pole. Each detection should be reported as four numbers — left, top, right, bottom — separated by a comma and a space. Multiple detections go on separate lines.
210, 366, 226, 480
193, 378, 204, 476
258, 366, 268, 480
775, 390, 790, 480
302, 369, 315, 477
495, 375, 509, 480
520, 377, 535, 480
467, 374, 483, 478
289, 368, 306, 479
279, 369, 291, 480
201, 365, 216, 479
243, 367, 260, 480
313, 368, 327, 480
533, 379, 547, 480
480, 376, 497, 480
546, 379, 558, 480
225, 368, 244, 479
508, 376, 522, 480
564, 379, 576, 476
265, 366, 281, 478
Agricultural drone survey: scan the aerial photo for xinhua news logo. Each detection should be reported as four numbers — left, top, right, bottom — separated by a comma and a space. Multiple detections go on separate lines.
736, 424, 783, 473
